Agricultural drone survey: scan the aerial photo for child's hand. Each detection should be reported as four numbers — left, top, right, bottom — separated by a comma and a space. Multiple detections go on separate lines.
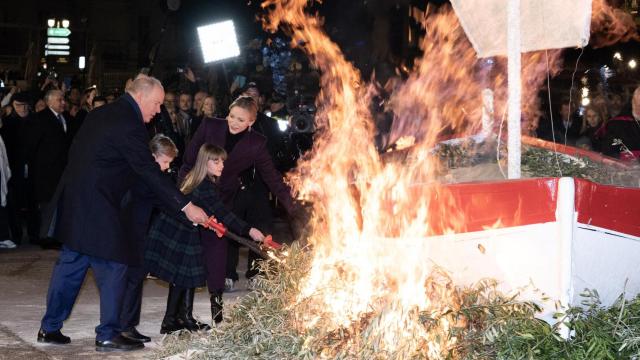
249, 228, 265, 242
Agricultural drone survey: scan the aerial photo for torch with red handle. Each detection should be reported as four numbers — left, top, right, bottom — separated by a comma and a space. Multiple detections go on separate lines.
202, 216, 281, 258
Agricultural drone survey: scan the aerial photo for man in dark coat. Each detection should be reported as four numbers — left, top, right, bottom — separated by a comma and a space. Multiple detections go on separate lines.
0, 92, 38, 245
37, 76, 209, 352
27, 89, 72, 247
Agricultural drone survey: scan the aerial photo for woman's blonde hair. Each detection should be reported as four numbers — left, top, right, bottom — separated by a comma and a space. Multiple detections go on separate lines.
149, 134, 178, 158
229, 95, 258, 119
201, 95, 217, 118
180, 143, 227, 194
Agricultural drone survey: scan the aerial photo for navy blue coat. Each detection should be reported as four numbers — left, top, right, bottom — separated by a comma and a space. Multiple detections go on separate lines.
52, 94, 190, 265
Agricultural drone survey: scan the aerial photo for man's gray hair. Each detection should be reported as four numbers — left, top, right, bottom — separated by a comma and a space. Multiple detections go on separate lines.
127, 74, 163, 96
44, 89, 63, 104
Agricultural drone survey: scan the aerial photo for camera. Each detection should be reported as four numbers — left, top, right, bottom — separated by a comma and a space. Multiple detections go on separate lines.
286, 89, 316, 133
290, 104, 316, 133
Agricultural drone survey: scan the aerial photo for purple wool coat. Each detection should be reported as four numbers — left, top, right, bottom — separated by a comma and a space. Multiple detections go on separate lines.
179, 117, 295, 291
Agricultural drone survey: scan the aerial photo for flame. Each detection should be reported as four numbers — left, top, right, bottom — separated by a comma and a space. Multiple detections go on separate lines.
261, 0, 633, 357
591, 0, 640, 48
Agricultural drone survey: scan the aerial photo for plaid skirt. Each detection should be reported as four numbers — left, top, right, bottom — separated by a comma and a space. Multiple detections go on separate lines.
144, 211, 206, 288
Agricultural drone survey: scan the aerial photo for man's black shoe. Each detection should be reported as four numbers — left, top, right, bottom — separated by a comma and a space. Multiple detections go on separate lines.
121, 327, 151, 343
37, 328, 70, 344
95, 334, 145, 352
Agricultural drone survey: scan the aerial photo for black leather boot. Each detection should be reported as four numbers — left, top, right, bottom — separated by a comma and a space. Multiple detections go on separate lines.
160, 284, 186, 334
178, 288, 211, 331
210, 290, 224, 324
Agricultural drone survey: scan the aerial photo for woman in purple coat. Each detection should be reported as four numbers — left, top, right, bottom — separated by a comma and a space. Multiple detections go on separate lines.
179, 96, 295, 322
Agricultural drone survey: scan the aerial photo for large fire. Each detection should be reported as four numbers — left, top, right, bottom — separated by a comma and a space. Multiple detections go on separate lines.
260, 0, 631, 358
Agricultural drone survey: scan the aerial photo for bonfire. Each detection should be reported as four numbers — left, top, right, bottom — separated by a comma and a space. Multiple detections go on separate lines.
156, 0, 640, 359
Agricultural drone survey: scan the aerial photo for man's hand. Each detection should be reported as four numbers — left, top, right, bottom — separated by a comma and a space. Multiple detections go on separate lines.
182, 202, 208, 224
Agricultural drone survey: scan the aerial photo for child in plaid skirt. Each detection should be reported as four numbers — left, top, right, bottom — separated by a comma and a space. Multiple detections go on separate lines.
145, 143, 264, 333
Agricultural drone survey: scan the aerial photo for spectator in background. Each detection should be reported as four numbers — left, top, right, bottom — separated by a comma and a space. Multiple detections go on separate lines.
242, 83, 281, 160
2, 104, 12, 118
575, 106, 606, 151
68, 103, 81, 119
92, 96, 107, 109
1, 92, 39, 246
193, 91, 208, 118
0, 131, 12, 249
34, 99, 46, 113
602, 86, 640, 161
163, 91, 177, 113
28, 89, 73, 248
74, 86, 97, 126
200, 95, 217, 120
557, 102, 582, 145
607, 92, 624, 119
177, 92, 199, 145
67, 87, 81, 106
148, 102, 185, 171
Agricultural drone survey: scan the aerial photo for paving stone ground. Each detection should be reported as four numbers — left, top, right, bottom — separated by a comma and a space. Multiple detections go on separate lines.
0, 244, 257, 359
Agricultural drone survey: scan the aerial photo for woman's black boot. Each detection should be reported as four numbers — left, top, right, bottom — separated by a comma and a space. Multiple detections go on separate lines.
210, 290, 224, 324
178, 288, 211, 331
160, 284, 186, 334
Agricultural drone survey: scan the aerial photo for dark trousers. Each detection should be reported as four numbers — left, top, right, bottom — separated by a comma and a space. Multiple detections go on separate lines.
225, 182, 273, 281
6, 178, 38, 244
0, 205, 10, 239
41, 247, 128, 341
202, 229, 228, 293
119, 265, 147, 330
37, 201, 52, 241
0, 173, 10, 239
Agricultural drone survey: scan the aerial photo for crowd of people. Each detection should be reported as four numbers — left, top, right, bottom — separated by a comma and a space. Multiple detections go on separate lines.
535, 87, 640, 160
0, 69, 302, 351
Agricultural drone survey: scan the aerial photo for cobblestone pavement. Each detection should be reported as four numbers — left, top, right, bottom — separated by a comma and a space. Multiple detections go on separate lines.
0, 245, 257, 360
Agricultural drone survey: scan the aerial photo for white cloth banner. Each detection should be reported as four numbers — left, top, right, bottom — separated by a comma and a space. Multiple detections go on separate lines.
450, 0, 592, 58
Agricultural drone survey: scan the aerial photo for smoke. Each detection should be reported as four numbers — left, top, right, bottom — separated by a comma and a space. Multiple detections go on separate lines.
591, 0, 640, 48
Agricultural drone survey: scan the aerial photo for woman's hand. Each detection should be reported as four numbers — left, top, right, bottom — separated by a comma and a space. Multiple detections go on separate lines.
249, 228, 265, 242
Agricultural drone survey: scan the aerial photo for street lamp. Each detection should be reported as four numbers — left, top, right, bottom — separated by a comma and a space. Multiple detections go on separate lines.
62, 19, 70, 28
47, 19, 55, 27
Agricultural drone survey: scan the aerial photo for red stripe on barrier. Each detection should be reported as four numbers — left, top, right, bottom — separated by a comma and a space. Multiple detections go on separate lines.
575, 178, 640, 238
427, 178, 559, 235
